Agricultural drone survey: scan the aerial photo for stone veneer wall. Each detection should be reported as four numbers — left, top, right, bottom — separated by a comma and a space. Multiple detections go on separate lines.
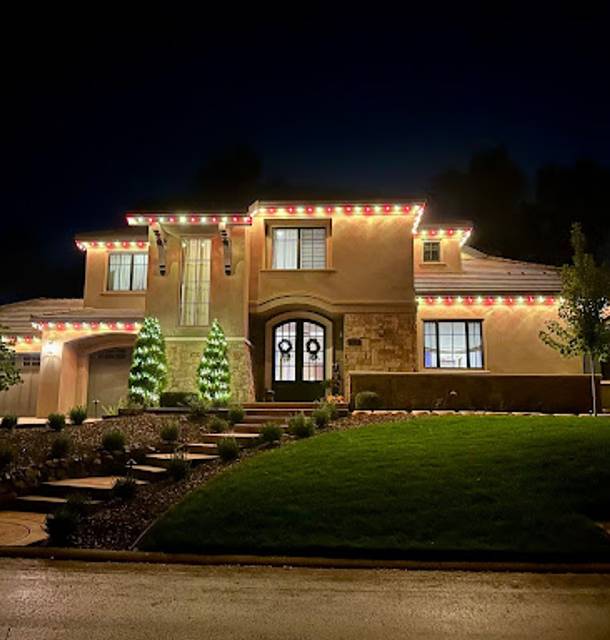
165, 339, 255, 403
343, 313, 417, 375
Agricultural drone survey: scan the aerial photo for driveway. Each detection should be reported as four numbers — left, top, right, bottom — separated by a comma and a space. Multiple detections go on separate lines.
1, 559, 610, 639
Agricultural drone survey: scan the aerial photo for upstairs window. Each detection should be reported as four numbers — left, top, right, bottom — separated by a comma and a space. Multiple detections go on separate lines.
180, 238, 212, 326
423, 240, 441, 263
107, 253, 148, 291
424, 320, 484, 369
272, 227, 326, 269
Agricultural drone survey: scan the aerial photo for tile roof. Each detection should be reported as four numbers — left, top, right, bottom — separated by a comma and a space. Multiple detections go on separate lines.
0, 299, 84, 335
415, 247, 562, 294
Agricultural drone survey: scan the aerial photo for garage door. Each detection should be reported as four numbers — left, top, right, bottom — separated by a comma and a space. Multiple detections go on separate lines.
87, 348, 132, 417
0, 354, 40, 417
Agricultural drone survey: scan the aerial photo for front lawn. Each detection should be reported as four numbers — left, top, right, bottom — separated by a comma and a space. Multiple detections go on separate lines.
141, 416, 610, 558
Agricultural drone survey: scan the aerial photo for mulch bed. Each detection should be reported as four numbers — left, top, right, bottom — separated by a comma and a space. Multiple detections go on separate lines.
72, 412, 407, 550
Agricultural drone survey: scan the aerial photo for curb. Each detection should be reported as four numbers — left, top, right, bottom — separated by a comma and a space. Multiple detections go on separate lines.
2, 546, 610, 573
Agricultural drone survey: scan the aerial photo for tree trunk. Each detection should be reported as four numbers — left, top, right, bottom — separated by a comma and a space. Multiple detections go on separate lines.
589, 353, 598, 417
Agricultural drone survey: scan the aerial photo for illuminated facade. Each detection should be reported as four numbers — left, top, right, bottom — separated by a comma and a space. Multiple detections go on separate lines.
0, 200, 588, 416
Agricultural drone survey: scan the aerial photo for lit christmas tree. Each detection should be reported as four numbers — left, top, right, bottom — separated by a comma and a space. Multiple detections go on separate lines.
198, 319, 231, 405
128, 317, 168, 406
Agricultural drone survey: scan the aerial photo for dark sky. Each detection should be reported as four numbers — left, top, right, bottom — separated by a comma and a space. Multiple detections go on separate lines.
3, 8, 609, 303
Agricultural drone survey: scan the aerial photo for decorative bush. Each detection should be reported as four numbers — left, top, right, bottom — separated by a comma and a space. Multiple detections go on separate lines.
112, 477, 138, 500
288, 413, 315, 439
209, 416, 229, 433
259, 422, 283, 445
0, 444, 14, 470
227, 404, 245, 425
198, 319, 231, 406
128, 316, 168, 406
354, 391, 382, 410
312, 406, 330, 429
160, 421, 179, 443
160, 391, 198, 408
102, 429, 126, 452
167, 454, 191, 481
50, 435, 72, 459
188, 397, 210, 421
65, 493, 89, 517
45, 506, 80, 545
217, 437, 240, 462
48, 413, 66, 432
321, 400, 339, 421
69, 405, 87, 425
1, 414, 17, 430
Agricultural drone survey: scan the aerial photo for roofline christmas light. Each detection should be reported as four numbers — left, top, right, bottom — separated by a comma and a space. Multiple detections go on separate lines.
76, 240, 148, 252
415, 227, 473, 246
252, 203, 425, 217
416, 295, 559, 306
1, 335, 41, 345
32, 321, 142, 332
126, 213, 252, 226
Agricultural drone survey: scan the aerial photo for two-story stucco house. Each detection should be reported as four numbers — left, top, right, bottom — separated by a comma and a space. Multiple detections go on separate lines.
0, 200, 605, 417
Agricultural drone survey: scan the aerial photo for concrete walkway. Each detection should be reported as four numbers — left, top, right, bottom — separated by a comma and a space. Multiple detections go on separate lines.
0, 512, 47, 546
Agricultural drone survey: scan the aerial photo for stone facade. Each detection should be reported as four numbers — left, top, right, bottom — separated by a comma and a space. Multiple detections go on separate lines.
165, 338, 255, 403
343, 312, 417, 374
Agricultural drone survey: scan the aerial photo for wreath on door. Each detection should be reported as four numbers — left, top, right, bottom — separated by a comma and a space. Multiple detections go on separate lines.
278, 338, 293, 359
305, 338, 321, 361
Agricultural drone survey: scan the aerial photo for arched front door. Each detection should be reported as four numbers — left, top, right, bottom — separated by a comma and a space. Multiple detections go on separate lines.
272, 320, 326, 401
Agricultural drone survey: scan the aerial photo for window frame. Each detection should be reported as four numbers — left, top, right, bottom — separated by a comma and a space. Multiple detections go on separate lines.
423, 319, 484, 370
106, 252, 148, 292
271, 226, 328, 270
422, 240, 441, 263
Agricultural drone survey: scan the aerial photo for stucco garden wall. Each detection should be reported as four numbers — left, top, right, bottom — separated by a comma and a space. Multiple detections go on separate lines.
350, 372, 601, 413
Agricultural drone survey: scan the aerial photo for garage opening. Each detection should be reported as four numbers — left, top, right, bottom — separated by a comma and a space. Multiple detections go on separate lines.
0, 353, 40, 416
87, 347, 132, 417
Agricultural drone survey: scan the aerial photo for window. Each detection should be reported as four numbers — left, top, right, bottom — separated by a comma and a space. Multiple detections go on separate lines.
18, 354, 40, 370
180, 238, 211, 326
272, 227, 326, 269
424, 320, 483, 369
107, 253, 148, 291
423, 241, 441, 263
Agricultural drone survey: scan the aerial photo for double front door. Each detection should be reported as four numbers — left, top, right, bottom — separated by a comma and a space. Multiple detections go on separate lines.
272, 320, 326, 402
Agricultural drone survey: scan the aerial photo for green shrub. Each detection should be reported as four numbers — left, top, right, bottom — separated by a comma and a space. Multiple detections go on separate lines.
312, 406, 330, 429
102, 429, 126, 452
227, 405, 245, 425
188, 397, 210, 421
160, 391, 198, 408
0, 445, 14, 470
320, 400, 339, 421
48, 413, 66, 431
45, 506, 79, 545
1, 415, 17, 430
160, 421, 179, 443
209, 415, 229, 433
217, 437, 240, 462
65, 493, 89, 517
288, 413, 315, 439
167, 454, 191, 481
112, 476, 138, 500
50, 435, 72, 459
259, 422, 283, 445
68, 405, 87, 425
354, 391, 381, 410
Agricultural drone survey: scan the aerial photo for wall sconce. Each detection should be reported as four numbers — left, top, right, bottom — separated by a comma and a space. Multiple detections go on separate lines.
42, 340, 61, 359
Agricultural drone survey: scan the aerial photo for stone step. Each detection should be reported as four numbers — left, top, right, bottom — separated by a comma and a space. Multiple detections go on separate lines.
41, 476, 147, 498
13, 495, 101, 514
186, 442, 219, 455
201, 432, 261, 447
232, 423, 287, 434
130, 464, 169, 481
145, 453, 218, 468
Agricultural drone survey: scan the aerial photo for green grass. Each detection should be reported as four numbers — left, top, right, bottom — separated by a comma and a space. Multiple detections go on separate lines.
141, 416, 610, 558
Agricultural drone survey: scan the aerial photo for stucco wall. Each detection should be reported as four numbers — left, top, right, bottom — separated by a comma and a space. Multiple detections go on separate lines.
350, 372, 601, 413
83, 249, 146, 311
416, 304, 581, 374
413, 236, 463, 273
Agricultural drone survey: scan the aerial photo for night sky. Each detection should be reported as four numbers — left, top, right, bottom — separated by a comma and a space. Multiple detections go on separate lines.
3, 9, 609, 304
